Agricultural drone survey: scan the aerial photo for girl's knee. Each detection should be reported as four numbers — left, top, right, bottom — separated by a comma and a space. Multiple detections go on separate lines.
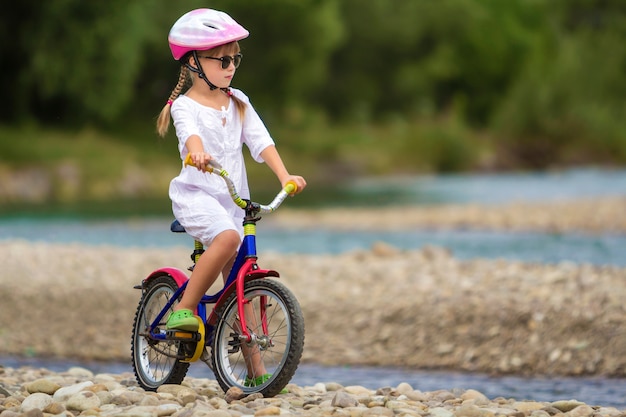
215, 229, 240, 251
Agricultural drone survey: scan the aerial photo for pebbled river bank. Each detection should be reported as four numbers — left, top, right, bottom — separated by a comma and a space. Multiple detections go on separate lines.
1, 366, 625, 416
1, 197, 625, 413
1, 238, 625, 377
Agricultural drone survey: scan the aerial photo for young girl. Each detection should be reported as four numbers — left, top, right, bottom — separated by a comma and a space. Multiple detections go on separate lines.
156, 8, 306, 332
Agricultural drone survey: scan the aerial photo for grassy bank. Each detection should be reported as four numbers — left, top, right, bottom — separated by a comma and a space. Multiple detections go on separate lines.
0, 120, 488, 210
0, 120, 619, 214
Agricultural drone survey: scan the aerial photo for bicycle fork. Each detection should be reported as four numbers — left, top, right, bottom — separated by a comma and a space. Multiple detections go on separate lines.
235, 258, 263, 343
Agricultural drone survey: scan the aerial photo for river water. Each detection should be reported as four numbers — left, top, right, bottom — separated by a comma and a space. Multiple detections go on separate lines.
1, 218, 624, 266
1, 167, 626, 407
1, 167, 625, 265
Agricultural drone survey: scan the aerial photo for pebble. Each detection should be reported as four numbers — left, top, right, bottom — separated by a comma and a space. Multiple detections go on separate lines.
1, 367, 623, 416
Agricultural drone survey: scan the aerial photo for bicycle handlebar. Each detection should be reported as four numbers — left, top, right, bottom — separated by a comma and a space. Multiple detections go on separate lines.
183, 154, 297, 213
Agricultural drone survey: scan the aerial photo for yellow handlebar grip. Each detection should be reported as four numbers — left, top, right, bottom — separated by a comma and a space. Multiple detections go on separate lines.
184, 154, 215, 173
184, 153, 195, 167
285, 181, 298, 195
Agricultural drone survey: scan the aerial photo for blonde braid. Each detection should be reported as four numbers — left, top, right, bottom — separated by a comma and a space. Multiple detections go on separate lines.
156, 66, 189, 137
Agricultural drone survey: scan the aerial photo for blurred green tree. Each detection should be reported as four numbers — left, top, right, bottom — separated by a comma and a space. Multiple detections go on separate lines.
492, 0, 626, 167
319, 0, 546, 125
0, 0, 624, 168
0, 0, 343, 127
0, 0, 159, 125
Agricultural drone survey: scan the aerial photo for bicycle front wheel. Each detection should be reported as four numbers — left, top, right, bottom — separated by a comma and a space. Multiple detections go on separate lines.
131, 275, 190, 390
211, 279, 305, 397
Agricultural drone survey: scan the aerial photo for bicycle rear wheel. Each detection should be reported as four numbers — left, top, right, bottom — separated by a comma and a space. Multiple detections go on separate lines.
211, 279, 305, 397
131, 275, 190, 390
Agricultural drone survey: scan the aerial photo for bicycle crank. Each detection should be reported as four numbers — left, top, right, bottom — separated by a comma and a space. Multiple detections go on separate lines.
163, 316, 206, 363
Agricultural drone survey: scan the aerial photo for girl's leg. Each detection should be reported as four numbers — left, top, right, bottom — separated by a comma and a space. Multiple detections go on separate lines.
220, 249, 267, 379
221, 253, 236, 284
179, 229, 240, 310
168, 229, 267, 379
167, 230, 240, 330
241, 303, 269, 380
217, 250, 267, 380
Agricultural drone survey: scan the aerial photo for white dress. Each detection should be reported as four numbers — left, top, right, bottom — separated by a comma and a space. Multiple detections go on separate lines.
168, 89, 275, 246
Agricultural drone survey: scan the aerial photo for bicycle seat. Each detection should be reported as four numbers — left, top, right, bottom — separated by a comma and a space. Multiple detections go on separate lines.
170, 219, 186, 233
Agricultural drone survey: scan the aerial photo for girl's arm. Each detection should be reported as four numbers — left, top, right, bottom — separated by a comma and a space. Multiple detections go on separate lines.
185, 135, 212, 171
260, 145, 307, 193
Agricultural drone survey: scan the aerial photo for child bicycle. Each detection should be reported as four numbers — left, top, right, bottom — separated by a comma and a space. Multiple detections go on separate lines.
131, 157, 305, 397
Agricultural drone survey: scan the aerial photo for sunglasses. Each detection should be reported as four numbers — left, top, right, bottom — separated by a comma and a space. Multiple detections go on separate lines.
198, 53, 243, 69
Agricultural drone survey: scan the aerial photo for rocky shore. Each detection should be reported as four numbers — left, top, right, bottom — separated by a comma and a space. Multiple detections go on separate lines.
271, 196, 626, 234
1, 197, 625, 414
1, 366, 624, 416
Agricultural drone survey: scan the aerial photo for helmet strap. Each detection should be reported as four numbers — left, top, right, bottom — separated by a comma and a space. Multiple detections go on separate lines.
184, 51, 233, 96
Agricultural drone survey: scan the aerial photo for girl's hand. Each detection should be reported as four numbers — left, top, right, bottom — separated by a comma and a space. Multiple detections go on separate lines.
189, 151, 213, 172
282, 175, 307, 195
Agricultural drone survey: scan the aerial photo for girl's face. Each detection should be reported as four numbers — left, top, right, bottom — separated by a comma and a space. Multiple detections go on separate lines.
195, 42, 241, 89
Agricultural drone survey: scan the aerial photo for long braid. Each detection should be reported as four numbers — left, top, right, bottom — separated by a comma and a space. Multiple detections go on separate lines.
156, 66, 189, 137
230, 91, 247, 120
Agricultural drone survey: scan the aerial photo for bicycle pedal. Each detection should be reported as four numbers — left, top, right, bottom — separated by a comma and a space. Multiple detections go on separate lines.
166, 329, 200, 341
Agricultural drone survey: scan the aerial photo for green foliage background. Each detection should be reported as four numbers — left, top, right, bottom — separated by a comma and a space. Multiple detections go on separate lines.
1, 0, 625, 208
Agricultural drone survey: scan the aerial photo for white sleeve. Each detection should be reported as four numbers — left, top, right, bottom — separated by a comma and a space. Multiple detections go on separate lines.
234, 90, 275, 162
171, 98, 201, 155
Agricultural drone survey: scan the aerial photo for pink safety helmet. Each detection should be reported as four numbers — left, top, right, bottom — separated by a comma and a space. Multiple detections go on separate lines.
168, 9, 249, 61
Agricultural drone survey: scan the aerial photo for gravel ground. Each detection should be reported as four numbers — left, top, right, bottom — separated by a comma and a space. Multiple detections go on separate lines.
2, 366, 624, 416
1, 198, 626, 414
270, 196, 626, 233
1, 197, 625, 378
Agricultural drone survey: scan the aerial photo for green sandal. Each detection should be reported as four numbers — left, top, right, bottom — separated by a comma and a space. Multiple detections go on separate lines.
166, 309, 198, 331
244, 373, 272, 387
244, 374, 288, 394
